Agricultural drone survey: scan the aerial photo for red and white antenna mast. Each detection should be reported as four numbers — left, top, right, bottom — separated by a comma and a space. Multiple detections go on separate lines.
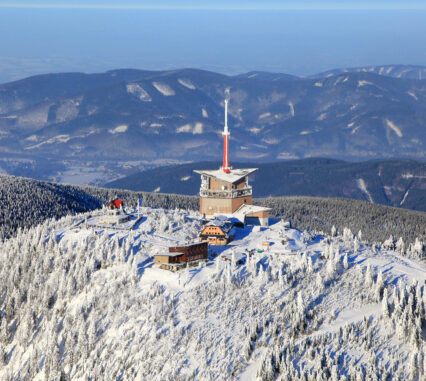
222, 96, 231, 173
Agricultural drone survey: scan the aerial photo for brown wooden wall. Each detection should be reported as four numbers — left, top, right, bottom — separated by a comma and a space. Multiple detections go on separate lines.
246, 210, 269, 218
169, 242, 208, 262
235, 178, 246, 189
208, 176, 246, 190
209, 177, 232, 190
200, 195, 252, 216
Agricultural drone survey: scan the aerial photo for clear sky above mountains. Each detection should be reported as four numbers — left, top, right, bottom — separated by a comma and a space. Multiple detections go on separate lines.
1, 1, 425, 10
0, 0, 425, 83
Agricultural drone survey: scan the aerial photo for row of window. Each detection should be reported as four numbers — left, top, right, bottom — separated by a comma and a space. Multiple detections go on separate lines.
187, 254, 206, 261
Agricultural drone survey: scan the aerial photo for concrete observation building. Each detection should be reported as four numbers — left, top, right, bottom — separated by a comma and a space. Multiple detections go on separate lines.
194, 97, 270, 226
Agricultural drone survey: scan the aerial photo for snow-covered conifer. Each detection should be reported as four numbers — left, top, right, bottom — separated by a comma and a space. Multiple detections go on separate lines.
382, 289, 390, 319
365, 264, 374, 287
354, 238, 360, 253
396, 237, 405, 254
307, 256, 314, 274
375, 271, 384, 301
343, 253, 349, 270
343, 227, 353, 242
326, 259, 336, 281
409, 352, 418, 380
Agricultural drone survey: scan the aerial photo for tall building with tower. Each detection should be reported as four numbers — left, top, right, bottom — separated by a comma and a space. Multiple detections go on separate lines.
194, 96, 270, 226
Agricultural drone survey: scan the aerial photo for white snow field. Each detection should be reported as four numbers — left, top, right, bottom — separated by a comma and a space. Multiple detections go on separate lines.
356, 178, 374, 203
152, 82, 176, 96
126, 83, 152, 102
0, 207, 424, 380
384, 119, 403, 138
178, 78, 196, 90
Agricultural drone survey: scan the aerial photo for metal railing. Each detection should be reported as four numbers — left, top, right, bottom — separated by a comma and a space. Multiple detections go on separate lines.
199, 187, 252, 198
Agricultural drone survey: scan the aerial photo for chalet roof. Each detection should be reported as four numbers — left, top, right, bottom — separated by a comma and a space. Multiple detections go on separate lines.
204, 219, 233, 231
193, 168, 257, 183
201, 219, 234, 237
205, 220, 226, 227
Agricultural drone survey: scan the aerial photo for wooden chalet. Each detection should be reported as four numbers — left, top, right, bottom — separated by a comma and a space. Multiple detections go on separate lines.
199, 219, 235, 245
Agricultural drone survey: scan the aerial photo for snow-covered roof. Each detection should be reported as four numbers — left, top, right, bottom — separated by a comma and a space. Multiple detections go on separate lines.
205, 218, 233, 230
168, 241, 206, 248
205, 216, 230, 226
193, 168, 257, 183
234, 204, 271, 216
205, 220, 226, 227
155, 252, 183, 257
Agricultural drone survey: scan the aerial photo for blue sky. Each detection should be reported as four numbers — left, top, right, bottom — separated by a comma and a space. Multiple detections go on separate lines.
1, 1, 425, 10
0, 1, 425, 82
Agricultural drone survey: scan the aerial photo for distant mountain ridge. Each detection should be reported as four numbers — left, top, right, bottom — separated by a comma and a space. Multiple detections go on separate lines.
0, 65, 425, 170
104, 158, 426, 212
309, 64, 426, 80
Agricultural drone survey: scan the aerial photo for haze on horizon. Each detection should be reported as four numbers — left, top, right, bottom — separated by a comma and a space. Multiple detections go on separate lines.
0, 0, 425, 83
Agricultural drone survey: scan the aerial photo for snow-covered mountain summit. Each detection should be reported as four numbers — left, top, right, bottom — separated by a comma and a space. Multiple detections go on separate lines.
0, 206, 424, 380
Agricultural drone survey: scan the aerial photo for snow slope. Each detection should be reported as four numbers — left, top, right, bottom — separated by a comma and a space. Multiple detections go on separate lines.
0, 208, 424, 380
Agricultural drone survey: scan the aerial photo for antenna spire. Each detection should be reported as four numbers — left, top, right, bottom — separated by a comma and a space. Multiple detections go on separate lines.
222, 95, 231, 173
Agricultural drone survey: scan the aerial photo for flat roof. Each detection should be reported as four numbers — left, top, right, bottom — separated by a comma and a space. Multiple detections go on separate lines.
193, 168, 257, 183
155, 252, 184, 257
234, 204, 271, 215
168, 241, 206, 248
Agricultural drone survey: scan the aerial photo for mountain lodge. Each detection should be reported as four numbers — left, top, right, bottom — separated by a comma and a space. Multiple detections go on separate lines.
199, 219, 235, 245
154, 241, 208, 271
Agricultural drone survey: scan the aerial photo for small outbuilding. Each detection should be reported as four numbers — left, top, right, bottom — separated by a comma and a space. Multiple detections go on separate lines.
106, 199, 124, 209
99, 199, 130, 226
99, 200, 130, 225
221, 251, 246, 265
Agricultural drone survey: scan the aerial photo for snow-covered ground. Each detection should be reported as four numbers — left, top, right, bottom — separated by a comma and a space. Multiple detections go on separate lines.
0, 207, 424, 380
152, 82, 176, 96
356, 178, 374, 203
58, 166, 107, 185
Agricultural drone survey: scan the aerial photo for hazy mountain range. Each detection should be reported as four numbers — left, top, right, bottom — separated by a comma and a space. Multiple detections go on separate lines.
0, 64, 424, 179
309, 64, 426, 80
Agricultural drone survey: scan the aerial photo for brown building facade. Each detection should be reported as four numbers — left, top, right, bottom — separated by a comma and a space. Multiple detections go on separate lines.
154, 241, 208, 271
194, 168, 257, 216
199, 221, 234, 245
168, 241, 208, 262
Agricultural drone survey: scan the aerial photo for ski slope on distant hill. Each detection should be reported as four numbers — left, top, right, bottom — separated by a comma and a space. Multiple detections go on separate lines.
0, 206, 424, 380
